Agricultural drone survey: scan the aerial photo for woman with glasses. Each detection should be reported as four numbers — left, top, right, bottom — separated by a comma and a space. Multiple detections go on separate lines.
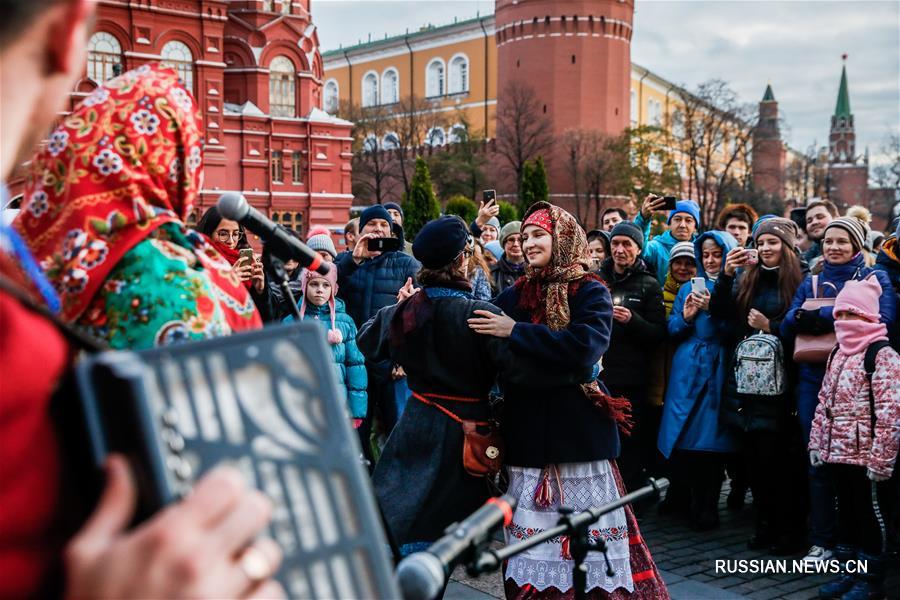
196, 206, 273, 320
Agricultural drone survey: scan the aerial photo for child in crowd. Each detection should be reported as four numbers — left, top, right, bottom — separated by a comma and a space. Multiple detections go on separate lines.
809, 276, 900, 600
290, 267, 367, 427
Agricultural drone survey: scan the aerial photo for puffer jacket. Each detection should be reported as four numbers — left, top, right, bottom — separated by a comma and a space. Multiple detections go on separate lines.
335, 250, 421, 327
288, 297, 367, 419
598, 257, 666, 391
809, 345, 900, 478
780, 253, 896, 440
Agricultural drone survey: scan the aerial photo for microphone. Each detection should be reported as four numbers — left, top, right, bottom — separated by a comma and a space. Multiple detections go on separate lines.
397, 495, 516, 600
216, 192, 330, 275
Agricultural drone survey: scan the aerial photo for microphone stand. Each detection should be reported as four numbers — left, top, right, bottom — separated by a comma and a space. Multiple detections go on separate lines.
466, 478, 668, 600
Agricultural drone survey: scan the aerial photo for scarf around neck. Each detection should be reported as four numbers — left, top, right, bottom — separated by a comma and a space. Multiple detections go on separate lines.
835, 319, 889, 355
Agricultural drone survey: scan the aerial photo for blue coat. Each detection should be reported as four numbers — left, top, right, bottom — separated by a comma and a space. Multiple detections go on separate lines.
875, 237, 900, 347
658, 230, 738, 458
287, 298, 367, 419
780, 253, 896, 440
634, 212, 695, 286
335, 250, 421, 327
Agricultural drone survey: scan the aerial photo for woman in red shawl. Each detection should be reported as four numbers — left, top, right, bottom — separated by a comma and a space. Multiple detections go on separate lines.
469, 202, 667, 599
13, 64, 261, 349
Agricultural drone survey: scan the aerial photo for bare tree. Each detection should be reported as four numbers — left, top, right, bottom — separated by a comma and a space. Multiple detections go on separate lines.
872, 132, 900, 193
388, 95, 447, 197
561, 129, 589, 223
495, 80, 554, 198
338, 100, 399, 204
666, 79, 758, 226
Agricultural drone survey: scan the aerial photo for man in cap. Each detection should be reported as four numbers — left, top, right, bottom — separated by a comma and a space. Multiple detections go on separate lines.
490, 221, 525, 293
599, 221, 666, 492
635, 195, 701, 285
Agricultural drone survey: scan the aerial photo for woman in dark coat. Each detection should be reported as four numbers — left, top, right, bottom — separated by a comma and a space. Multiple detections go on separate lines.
357, 216, 583, 557
709, 218, 806, 553
469, 202, 668, 599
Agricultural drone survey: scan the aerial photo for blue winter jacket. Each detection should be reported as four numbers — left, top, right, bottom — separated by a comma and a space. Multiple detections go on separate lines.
634, 212, 696, 286
335, 250, 421, 327
286, 297, 368, 419
875, 236, 900, 347
658, 230, 738, 458
780, 252, 896, 439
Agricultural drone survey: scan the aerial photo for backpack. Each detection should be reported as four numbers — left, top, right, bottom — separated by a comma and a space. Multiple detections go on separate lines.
734, 333, 786, 396
827, 340, 892, 435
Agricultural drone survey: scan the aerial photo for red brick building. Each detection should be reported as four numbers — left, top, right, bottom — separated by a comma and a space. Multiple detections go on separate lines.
826, 58, 870, 211
10, 0, 353, 234
751, 84, 785, 198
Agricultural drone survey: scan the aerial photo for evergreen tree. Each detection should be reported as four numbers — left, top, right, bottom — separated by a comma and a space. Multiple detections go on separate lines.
532, 156, 549, 203
497, 200, 520, 224
519, 159, 536, 209
444, 195, 479, 223
401, 157, 441, 238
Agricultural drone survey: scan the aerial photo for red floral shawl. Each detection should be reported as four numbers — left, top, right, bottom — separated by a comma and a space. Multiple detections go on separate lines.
13, 65, 260, 331
516, 202, 632, 433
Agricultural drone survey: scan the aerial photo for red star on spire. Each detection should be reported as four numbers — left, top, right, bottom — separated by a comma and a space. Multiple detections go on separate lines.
842, 53, 848, 61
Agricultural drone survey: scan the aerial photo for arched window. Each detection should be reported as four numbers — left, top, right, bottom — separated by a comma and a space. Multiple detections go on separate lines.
87, 32, 122, 83
362, 72, 378, 107
381, 69, 399, 105
426, 127, 445, 147
281, 0, 291, 14
269, 56, 296, 117
161, 40, 194, 92
426, 60, 444, 98
447, 124, 466, 144
448, 55, 468, 94
324, 79, 339, 113
382, 133, 400, 150
363, 134, 378, 153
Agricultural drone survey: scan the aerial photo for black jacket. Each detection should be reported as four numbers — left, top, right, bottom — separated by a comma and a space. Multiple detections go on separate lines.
494, 278, 621, 467
598, 258, 666, 392
490, 256, 525, 294
709, 267, 795, 432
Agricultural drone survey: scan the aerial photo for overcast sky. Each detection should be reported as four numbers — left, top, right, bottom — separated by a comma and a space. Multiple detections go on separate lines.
314, 0, 899, 163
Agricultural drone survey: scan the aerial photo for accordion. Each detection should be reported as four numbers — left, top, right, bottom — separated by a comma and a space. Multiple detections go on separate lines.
75, 322, 399, 598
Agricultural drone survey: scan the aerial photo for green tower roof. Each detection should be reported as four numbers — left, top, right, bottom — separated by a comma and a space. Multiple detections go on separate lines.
762, 83, 775, 102
834, 59, 851, 118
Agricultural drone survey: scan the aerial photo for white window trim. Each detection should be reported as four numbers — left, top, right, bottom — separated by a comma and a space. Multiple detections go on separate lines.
426, 126, 446, 147
447, 53, 470, 95
362, 70, 379, 107
380, 67, 400, 105
382, 132, 400, 150
425, 58, 446, 99
323, 78, 340, 113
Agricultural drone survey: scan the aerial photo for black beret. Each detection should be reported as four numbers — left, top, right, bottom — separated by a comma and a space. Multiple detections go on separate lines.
413, 216, 469, 269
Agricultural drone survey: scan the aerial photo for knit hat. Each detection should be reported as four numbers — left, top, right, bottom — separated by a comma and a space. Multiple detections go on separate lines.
383, 202, 403, 218
834, 275, 883, 322
609, 221, 643, 250
484, 240, 503, 260
669, 241, 696, 263
751, 214, 778, 236
522, 209, 552, 234
413, 216, 469, 269
753, 217, 797, 248
359, 204, 394, 231
866, 230, 885, 252
306, 225, 331, 239
667, 200, 701, 225
299, 266, 342, 344
306, 233, 337, 259
484, 216, 501, 232
825, 216, 868, 252
499, 220, 522, 247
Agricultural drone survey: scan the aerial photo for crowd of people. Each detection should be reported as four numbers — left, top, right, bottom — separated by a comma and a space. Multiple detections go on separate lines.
2, 2, 899, 599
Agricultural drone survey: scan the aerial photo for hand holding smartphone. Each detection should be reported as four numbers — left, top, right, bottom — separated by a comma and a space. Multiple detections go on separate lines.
690, 277, 707, 296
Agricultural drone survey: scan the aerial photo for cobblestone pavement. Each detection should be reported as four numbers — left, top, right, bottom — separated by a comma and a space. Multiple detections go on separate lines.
448, 482, 900, 599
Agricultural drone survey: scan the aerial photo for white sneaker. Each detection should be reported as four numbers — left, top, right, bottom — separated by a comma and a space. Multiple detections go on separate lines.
802, 545, 833, 563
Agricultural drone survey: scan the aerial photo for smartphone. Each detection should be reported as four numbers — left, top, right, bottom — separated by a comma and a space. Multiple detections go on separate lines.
482, 189, 496, 205
745, 248, 759, 265
691, 277, 707, 295
367, 237, 402, 253
238, 248, 254, 264
661, 196, 678, 211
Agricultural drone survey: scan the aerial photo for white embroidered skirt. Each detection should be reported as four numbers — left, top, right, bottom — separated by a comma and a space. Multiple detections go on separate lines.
504, 460, 634, 594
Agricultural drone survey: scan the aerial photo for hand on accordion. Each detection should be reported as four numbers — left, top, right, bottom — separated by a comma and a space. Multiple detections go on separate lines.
64, 455, 285, 599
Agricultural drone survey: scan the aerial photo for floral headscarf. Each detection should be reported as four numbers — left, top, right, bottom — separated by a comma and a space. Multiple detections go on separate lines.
516, 201, 632, 433
13, 65, 258, 330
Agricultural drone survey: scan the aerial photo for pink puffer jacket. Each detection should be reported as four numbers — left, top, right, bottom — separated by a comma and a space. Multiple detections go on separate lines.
809, 346, 900, 478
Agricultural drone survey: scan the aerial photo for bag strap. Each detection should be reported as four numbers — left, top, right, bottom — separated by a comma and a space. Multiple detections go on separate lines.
811, 274, 819, 299
864, 341, 891, 436
412, 392, 489, 426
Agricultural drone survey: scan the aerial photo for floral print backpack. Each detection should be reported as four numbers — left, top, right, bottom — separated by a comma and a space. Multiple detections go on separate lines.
733, 333, 786, 396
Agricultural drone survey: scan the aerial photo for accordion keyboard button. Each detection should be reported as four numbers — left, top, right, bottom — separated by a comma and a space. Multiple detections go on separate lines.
162, 408, 179, 427
162, 428, 186, 452
175, 461, 193, 481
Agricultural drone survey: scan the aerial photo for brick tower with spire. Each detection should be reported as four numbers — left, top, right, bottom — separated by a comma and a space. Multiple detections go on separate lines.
826, 55, 869, 209
751, 83, 785, 199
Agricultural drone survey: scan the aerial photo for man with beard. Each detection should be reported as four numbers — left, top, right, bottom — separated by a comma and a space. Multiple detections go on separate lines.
803, 199, 839, 269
